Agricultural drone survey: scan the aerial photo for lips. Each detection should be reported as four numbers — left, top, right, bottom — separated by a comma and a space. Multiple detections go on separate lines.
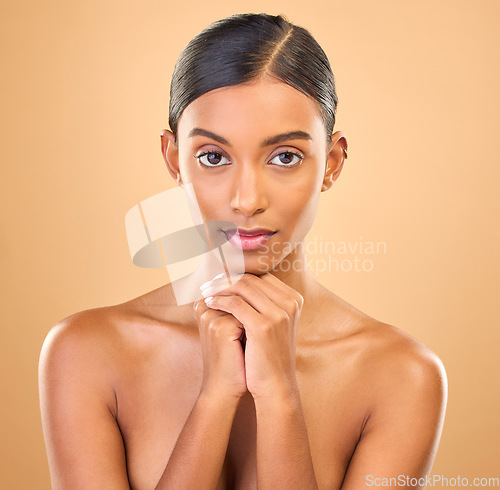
222, 227, 277, 251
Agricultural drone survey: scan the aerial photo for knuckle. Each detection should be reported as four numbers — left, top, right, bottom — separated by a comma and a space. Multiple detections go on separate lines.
228, 295, 242, 309
277, 309, 290, 323
206, 315, 225, 333
236, 274, 252, 290
268, 309, 289, 327
199, 310, 212, 326
283, 297, 298, 312
219, 315, 239, 330
207, 315, 238, 338
207, 319, 221, 335
193, 299, 203, 316
261, 320, 273, 334
283, 294, 303, 316
296, 293, 304, 309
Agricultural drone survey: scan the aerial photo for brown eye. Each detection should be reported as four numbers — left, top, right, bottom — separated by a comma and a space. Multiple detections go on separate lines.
270, 151, 302, 167
207, 152, 221, 164
278, 152, 294, 164
196, 151, 230, 168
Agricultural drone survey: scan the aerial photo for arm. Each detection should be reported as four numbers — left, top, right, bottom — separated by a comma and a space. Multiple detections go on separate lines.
341, 346, 448, 489
154, 299, 247, 489
39, 318, 130, 490
154, 390, 239, 489
254, 390, 318, 489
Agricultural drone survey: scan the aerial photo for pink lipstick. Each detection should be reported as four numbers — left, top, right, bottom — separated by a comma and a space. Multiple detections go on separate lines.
223, 228, 277, 251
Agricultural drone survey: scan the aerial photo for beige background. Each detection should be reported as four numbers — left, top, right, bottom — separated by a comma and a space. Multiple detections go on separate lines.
1, 0, 499, 487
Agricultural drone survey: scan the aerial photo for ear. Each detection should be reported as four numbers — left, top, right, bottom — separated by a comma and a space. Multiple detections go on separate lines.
160, 129, 183, 186
321, 131, 348, 192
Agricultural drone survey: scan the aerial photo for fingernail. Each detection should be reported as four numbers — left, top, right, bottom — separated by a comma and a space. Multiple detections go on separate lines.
204, 296, 214, 304
201, 286, 214, 297
200, 280, 212, 290
199, 272, 225, 290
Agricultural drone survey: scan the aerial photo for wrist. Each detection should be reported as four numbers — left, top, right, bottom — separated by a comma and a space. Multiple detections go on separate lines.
198, 385, 245, 412
251, 382, 302, 412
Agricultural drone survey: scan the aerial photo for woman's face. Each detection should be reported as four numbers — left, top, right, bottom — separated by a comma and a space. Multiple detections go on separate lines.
162, 77, 346, 275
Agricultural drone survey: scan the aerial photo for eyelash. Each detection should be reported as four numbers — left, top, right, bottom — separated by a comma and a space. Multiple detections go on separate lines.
194, 149, 304, 170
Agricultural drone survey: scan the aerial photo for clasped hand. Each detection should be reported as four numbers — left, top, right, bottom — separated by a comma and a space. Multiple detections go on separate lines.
193, 272, 304, 402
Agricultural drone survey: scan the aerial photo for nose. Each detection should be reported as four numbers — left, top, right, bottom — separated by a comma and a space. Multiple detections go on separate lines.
230, 162, 268, 216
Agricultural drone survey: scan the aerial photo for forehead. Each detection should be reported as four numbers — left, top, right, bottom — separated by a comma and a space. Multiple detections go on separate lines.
176, 78, 326, 145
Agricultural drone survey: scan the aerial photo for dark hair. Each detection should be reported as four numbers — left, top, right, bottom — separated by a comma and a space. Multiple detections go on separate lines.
168, 13, 338, 146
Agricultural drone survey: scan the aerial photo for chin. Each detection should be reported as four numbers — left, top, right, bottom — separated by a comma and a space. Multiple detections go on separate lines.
243, 266, 270, 276
239, 255, 281, 276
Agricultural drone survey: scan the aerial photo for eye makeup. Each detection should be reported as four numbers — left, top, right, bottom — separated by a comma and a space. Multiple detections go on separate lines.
193, 147, 305, 170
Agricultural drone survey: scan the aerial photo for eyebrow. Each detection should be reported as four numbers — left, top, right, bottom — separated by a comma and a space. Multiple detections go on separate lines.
187, 128, 312, 147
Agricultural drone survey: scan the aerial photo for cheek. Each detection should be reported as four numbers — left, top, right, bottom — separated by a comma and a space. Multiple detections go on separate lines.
279, 176, 322, 237
191, 181, 225, 216
283, 191, 319, 224
284, 170, 322, 212
276, 180, 320, 227
178, 157, 219, 212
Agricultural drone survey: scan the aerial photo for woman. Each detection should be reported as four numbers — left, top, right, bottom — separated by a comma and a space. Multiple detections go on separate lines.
39, 13, 447, 490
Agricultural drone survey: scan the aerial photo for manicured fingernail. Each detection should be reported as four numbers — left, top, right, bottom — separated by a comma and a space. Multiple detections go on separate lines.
204, 296, 214, 304
200, 280, 220, 292
199, 272, 225, 290
201, 286, 214, 297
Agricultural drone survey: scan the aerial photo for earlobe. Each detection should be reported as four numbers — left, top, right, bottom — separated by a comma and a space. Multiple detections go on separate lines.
321, 132, 348, 192
160, 129, 182, 185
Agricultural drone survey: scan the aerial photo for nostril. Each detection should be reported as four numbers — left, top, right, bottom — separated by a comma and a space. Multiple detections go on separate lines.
231, 185, 268, 215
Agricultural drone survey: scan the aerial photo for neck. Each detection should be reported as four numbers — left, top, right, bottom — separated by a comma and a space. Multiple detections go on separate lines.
265, 242, 317, 301
272, 243, 326, 332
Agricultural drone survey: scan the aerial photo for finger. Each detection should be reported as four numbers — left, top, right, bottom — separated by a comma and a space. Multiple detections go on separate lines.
204, 312, 245, 341
204, 294, 262, 329
199, 272, 245, 296
258, 273, 304, 310
208, 273, 302, 317
204, 275, 277, 316
196, 300, 245, 345
192, 298, 208, 319
199, 272, 243, 291
193, 298, 230, 321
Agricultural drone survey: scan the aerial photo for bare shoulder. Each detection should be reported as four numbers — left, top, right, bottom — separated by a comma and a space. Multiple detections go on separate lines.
39, 283, 193, 385
41, 283, 166, 347
326, 313, 449, 483
345, 316, 449, 453
39, 306, 129, 410
40, 305, 126, 365
38, 302, 155, 489
315, 285, 447, 410
357, 319, 447, 394
316, 286, 446, 382
324, 287, 446, 383
42, 306, 117, 344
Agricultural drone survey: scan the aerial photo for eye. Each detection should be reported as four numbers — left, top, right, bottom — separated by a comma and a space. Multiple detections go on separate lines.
269, 151, 303, 167
195, 151, 230, 168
